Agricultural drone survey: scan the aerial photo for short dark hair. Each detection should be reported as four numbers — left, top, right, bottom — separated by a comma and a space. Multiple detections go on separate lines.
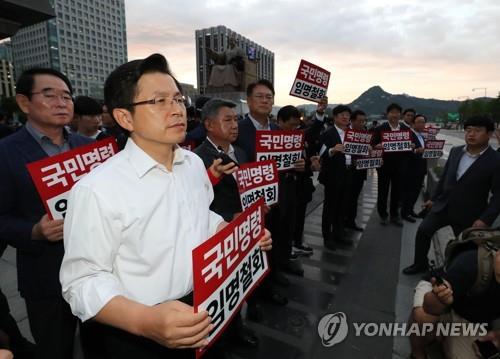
386, 103, 402, 113
202, 98, 236, 123
464, 116, 494, 132
351, 109, 366, 121
16, 68, 73, 99
246, 79, 275, 97
104, 53, 181, 121
332, 104, 351, 117
277, 105, 301, 122
403, 108, 416, 116
74, 96, 102, 116
414, 114, 427, 122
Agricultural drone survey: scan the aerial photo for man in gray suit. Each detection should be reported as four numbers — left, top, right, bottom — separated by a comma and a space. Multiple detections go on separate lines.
403, 116, 500, 275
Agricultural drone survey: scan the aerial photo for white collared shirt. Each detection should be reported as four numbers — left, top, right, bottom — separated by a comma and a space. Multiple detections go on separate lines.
389, 122, 401, 131
206, 136, 237, 162
412, 129, 425, 148
456, 145, 489, 180
332, 124, 352, 165
248, 113, 271, 131
60, 139, 224, 321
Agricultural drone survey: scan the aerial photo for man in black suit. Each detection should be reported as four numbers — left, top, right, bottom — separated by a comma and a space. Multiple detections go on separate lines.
403, 116, 500, 274
371, 103, 410, 226
194, 98, 259, 349
319, 105, 354, 249
235, 79, 289, 305
401, 114, 428, 223
194, 98, 248, 221
305, 96, 330, 156
344, 110, 368, 232
235, 79, 279, 160
0, 68, 91, 358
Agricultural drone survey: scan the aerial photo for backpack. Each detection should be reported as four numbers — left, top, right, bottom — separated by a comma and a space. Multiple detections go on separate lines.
444, 227, 500, 296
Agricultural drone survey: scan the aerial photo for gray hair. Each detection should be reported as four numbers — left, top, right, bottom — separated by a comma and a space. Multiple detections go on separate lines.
201, 98, 237, 123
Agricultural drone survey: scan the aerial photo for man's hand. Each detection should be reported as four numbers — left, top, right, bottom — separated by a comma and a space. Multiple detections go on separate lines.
415, 147, 425, 154
208, 158, 238, 179
422, 200, 433, 210
374, 143, 383, 150
310, 156, 321, 171
478, 330, 500, 349
293, 158, 306, 172
329, 144, 345, 155
141, 300, 213, 349
257, 229, 272, 252
32, 214, 64, 242
472, 219, 488, 228
0, 350, 13, 359
431, 278, 454, 306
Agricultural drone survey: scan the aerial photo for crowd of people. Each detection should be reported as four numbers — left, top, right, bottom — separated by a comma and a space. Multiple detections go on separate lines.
0, 52, 499, 359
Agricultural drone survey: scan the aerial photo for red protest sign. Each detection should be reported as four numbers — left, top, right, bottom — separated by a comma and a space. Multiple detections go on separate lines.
26, 137, 118, 219
192, 198, 269, 357
179, 139, 196, 151
355, 149, 383, 169
344, 130, 372, 156
289, 59, 331, 102
381, 130, 412, 152
423, 140, 445, 159
234, 160, 279, 209
255, 130, 304, 171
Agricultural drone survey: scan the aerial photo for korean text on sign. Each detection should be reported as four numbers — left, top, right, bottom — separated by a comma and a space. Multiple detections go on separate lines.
343, 130, 372, 156
234, 160, 279, 210
422, 140, 445, 159
355, 149, 383, 170
192, 199, 269, 357
381, 130, 412, 153
26, 137, 118, 219
255, 130, 304, 171
289, 59, 331, 103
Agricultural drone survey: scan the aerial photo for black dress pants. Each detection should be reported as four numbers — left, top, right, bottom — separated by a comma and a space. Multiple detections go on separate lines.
345, 168, 366, 225
412, 210, 470, 266
25, 295, 77, 359
376, 164, 404, 218
402, 171, 426, 218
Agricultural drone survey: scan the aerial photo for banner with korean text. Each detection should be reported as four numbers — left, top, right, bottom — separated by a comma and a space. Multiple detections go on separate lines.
234, 160, 279, 210
381, 130, 412, 152
193, 199, 269, 357
255, 130, 304, 171
355, 149, 383, 170
289, 60, 330, 102
26, 137, 118, 219
343, 130, 372, 156
422, 140, 445, 159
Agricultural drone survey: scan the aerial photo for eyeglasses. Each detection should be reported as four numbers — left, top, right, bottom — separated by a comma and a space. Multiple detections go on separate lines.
30, 89, 74, 104
127, 95, 191, 110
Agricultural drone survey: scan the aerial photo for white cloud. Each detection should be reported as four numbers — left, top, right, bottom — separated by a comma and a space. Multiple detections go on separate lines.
124, 0, 500, 104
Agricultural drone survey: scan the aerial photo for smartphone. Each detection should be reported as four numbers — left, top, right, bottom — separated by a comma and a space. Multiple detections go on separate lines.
216, 147, 239, 167
429, 261, 447, 288
475, 340, 500, 359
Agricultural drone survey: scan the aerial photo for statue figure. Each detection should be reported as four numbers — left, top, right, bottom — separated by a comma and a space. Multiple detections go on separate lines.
206, 36, 246, 91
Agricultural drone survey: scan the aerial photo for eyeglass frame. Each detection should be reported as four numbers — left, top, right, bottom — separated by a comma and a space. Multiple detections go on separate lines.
29, 88, 74, 103
126, 94, 191, 109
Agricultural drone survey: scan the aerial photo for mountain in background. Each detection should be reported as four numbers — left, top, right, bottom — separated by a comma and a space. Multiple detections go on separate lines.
298, 86, 465, 119
348, 86, 460, 118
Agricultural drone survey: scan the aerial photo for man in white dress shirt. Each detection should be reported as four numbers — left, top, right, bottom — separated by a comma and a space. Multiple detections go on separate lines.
60, 54, 271, 358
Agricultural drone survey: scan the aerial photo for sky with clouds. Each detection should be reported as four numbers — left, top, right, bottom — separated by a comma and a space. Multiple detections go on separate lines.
125, 0, 500, 106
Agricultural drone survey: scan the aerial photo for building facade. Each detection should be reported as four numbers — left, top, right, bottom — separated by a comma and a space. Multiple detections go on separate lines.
10, 0, 127, 99
195, 25, 274, 94
0, 42, 15, 98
